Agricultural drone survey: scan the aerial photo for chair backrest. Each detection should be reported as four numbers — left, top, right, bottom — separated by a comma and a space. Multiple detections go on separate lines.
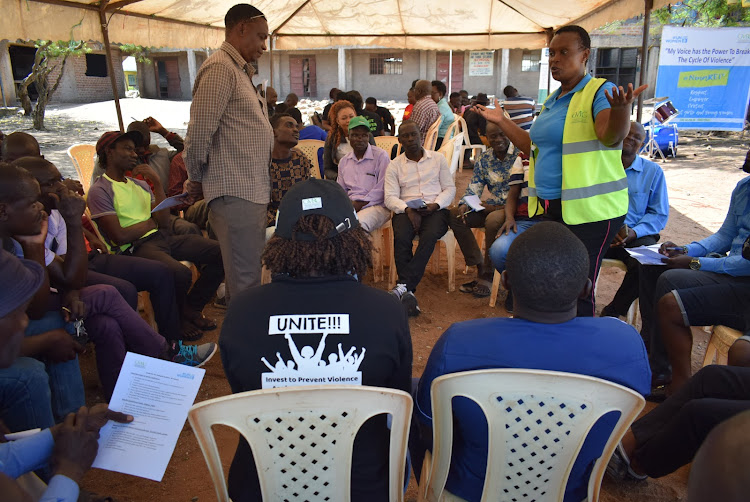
437, 136, 460, 177
421, 369, 645, 502
454, 115, 472, 147
295, 139, 326, 179
443, 114, 462, 141
188, 385, 413, 502
423, 116, 443, 151
67, 144, 97, 193
374, 135, 402, 158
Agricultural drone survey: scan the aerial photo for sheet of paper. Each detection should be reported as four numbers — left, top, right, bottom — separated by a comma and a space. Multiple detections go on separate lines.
151, 193, 189, 213
625, 244, 667, 266
405, 198, 427, 209
463, 195, 485, 212
92, 352, 205, 481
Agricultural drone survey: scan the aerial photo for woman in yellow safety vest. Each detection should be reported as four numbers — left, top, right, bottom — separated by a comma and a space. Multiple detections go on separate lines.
475, 24, 647, 317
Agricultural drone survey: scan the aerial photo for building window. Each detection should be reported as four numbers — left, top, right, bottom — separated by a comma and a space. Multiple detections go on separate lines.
521, 51, 540, 72
370, 54, 403, 75
595, 48, 639, 88
127, 74, 136, 86
85, 54, 108, 77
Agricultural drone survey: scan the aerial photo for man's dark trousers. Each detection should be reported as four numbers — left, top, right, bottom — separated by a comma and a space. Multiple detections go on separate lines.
392, 210, 449, 292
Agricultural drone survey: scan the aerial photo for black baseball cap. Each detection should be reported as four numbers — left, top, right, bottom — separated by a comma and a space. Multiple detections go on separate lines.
275, 179, 360, 241
0, 249, 45, 318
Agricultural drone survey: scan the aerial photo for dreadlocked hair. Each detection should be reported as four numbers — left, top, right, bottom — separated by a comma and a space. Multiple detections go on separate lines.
263, 214, 373, 278
328, 100, 356, 152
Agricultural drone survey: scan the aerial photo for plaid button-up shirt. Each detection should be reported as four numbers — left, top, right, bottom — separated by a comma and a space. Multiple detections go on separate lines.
410, 96, 440, 145
185, 41, 274, 205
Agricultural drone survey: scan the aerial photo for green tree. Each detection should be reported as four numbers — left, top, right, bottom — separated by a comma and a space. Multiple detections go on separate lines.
17, 40, 89, 130
654, 0, 750, 27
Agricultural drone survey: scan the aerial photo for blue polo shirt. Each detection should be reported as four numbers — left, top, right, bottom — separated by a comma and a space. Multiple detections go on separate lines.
416, 316, 651, 502
624, 155, 669, 238
530, 74, 617, 200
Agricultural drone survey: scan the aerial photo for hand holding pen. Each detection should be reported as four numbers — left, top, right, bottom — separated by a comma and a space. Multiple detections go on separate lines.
659, 241, 688, 257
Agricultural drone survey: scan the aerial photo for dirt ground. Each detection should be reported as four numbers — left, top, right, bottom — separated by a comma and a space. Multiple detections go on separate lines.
2, 100, 749, 502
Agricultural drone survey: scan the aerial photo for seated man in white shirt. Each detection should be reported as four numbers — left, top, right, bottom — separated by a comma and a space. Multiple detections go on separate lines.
385, 120, 456, 316
337, 116, 391, 232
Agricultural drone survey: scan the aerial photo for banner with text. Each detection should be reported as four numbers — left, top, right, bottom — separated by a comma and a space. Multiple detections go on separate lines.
655, 26, 750, 130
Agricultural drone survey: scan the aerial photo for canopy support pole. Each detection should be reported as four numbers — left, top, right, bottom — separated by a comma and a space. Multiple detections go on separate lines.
99, 4, 124, 131
636, 0, 653, 123
269, 35, 274, 89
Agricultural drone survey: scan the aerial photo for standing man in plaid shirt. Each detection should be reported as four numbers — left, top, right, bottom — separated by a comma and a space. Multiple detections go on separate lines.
184, 3, 273, 302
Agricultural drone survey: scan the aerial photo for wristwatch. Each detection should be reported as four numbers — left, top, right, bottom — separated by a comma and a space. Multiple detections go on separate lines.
689, 258, 701, 271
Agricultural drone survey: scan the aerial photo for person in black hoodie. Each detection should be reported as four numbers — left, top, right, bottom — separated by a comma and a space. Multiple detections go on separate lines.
219, 178, 413, 501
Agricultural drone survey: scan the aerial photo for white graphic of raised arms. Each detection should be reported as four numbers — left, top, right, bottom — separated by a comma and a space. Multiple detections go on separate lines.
285, 333, 328, 370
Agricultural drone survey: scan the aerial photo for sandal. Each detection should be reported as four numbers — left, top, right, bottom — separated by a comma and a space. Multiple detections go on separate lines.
189, 313, 218, 331
472, 279, 491, 298
459, 280, 478, 294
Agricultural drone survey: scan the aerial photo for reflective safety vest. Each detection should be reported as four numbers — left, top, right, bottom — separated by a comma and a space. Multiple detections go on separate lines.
528, 77, 628, 225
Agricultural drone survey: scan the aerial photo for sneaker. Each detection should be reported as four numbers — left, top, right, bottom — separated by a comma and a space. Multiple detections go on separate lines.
605, 442, 647, 482
390, 283, 408, 301
172, 341, 217, 368
401, 291, 421, 317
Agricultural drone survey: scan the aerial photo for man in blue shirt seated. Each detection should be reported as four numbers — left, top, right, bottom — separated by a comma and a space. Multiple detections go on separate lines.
601, 121, 669, 318
0, 249, 132, 502
411, 221, 651, 502
640, 152, 750, 395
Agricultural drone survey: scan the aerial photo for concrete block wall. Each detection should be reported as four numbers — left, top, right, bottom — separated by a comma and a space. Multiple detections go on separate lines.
47, 48, 126, 103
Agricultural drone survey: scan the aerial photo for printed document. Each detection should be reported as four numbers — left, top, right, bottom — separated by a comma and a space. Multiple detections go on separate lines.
151, 193, 189, 213
463, 195, 485, 212
92, 352, 205, 481
625, 244, 667, 266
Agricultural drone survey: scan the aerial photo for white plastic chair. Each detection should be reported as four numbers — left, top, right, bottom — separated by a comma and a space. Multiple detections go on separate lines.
442, 113, 462, 141
418, 369, 645, 502
375, 136, 402, 158
294, 139, 325, 179
189, 385, 413, 502
67, 144, 96, 193
424, 116, 443, 151
370, 218, 393, 283
454, 116, 487, 173
703, 325, 744, 366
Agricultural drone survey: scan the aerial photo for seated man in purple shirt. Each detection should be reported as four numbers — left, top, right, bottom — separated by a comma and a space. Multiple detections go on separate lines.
336, 116, 391, 232
412, 222, 651, 502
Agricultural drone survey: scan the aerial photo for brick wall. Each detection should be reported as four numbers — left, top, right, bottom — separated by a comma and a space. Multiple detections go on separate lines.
47, 47, 126, 103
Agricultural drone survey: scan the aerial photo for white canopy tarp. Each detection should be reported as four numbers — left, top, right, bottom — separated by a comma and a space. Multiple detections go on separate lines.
4, 0, 671, 50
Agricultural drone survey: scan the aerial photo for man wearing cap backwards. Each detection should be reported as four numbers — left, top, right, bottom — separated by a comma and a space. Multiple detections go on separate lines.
0, 249, 134, 502
184, 3, 274, 302
87, 130, 224, 340
219, 178, 412, 502
336, 116, 391, 232
385, 120, 456, 316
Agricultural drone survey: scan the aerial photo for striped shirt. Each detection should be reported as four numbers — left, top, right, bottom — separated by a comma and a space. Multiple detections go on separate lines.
503, 96, 535, 131
184, 41, 274, 205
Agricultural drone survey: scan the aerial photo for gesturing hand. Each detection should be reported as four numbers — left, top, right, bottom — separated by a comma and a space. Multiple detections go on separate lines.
472, 99, 508, 125
605, 84, 648, 109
